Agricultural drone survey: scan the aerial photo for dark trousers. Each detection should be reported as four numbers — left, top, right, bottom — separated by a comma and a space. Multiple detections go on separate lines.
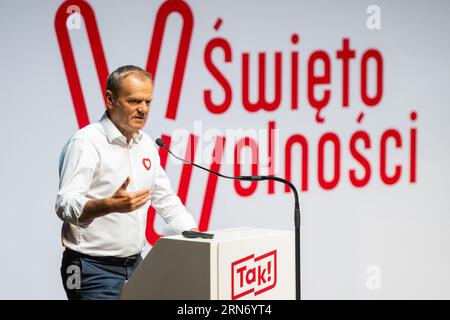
60, 249, 142, 300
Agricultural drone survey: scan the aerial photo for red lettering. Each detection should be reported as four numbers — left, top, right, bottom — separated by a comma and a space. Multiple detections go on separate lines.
308, 51, 331, 123
285, 134, 309, 192
349, 131, 371, 187
336, 38, 355, 107
291, 34, 300, 110
318, 132, 341, 189
242, 52, 282, 112
204, 38, 233, 114
361, 49, 383, 106
410, 112, 417, 183
268, 121, 276, 194
234, 137, 259, 196
380, 129, 402, 185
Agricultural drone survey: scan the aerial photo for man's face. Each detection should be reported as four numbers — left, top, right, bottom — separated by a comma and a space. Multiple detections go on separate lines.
106, 73, 153, 137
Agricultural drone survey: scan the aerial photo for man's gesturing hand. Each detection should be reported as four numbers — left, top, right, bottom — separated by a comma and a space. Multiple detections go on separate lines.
110, 177, 151, 213
78, 177, 151, 224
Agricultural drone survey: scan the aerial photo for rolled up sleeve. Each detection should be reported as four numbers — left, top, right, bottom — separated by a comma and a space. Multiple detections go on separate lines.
55, 138, 99, 226
150, 156, 198, 234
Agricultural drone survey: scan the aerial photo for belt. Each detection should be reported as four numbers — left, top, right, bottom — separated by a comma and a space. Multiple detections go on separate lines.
64, 248, 141, 267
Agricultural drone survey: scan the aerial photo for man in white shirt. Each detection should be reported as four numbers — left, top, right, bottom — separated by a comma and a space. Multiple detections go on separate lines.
56, 65, 198, 300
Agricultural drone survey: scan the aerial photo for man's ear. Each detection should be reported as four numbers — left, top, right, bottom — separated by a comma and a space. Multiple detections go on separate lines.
105, 90, 114, 111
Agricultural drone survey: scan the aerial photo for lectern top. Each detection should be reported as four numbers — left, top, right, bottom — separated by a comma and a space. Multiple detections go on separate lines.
162, 227, 292, 243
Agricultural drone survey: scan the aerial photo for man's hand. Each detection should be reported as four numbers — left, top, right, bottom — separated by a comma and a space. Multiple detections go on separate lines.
110, 177, 151, 213
78, 177, 150, 224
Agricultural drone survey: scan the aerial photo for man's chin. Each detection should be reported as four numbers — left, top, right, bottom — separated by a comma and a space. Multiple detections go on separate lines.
132, 125, 145, 131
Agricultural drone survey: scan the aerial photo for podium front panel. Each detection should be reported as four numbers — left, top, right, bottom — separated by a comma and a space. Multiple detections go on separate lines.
216, 229, 295, 300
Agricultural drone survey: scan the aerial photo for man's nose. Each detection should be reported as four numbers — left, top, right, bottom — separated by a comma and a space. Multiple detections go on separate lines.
138, 103, 149, 113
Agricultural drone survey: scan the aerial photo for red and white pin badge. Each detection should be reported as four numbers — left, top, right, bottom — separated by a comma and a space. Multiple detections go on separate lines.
142, 158, 152, 171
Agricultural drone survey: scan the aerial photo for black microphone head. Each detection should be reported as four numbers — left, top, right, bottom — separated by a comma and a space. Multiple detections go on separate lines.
155, 138, 165, 147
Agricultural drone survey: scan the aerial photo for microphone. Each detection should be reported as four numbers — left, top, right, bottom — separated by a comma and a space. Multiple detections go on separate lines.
155, 137, 302, 300
156, 138, 263, 181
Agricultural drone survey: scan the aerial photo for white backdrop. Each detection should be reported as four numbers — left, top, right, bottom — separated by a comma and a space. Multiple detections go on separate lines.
1, 0, 450, 299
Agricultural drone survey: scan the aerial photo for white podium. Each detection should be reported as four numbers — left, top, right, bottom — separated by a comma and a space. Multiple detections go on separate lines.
120, 228, 295, 300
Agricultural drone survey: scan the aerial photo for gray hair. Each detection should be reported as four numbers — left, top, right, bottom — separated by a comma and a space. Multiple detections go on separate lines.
105, 65, 153, 96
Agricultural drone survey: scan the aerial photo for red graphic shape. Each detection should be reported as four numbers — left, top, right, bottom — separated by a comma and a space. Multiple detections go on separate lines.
55, 0, 109, 128
145, 135, 226, 245
198, 136, 225, 231
55, 0, 220, 247
56, 0, 193, 126
146, 0, 193, 120
142, 158, 152, 171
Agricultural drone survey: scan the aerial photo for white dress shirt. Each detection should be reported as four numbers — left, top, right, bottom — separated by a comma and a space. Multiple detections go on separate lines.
55, 112, 197, 257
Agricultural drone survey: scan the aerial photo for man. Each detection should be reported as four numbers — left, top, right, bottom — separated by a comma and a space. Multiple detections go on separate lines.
56, 65, 198, 300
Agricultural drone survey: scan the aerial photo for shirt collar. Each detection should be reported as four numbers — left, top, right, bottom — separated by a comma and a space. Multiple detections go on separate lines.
100, 112, 143, 145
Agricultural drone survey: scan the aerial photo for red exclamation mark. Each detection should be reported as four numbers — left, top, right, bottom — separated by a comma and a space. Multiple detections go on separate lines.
267, 261, 272, 282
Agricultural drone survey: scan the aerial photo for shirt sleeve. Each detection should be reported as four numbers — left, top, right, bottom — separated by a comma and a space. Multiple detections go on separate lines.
55, 138, 99, 226
150, 152, 198, 234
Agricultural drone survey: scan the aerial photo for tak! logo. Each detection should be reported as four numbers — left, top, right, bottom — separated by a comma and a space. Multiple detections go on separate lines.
231, 250, 277, 300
